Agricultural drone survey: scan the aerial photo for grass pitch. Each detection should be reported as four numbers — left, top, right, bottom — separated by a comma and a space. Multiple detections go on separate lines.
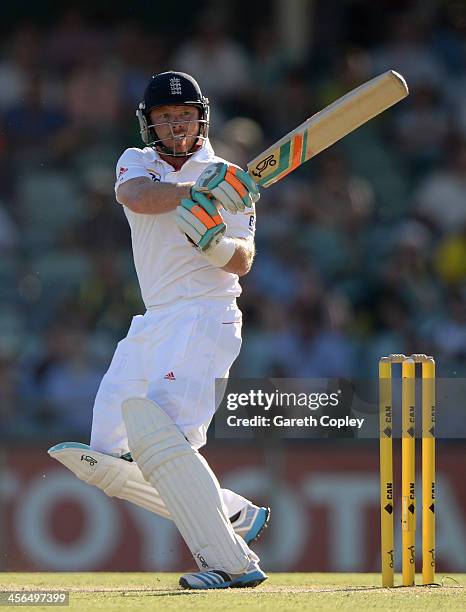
1, 573, 464, 611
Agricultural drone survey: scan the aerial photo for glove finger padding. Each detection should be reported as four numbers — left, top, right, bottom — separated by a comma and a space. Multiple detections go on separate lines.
176, 208, 204, 244
193, 162, 260, 214
225, 165, 260, 205
231, 166, 260, 201
211, 180, 244, 214
176, 193, 226, 252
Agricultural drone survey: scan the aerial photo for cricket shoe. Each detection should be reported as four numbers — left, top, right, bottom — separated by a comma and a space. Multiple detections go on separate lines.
179, 568, 268, 590
230, 504, 270, 545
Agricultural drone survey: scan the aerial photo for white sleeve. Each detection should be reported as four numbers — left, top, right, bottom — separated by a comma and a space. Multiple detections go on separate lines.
224, 203, 256, 240
114, 148, 152, 194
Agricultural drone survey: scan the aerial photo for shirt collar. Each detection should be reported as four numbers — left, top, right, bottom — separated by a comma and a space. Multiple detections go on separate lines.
146, 139, 216, 167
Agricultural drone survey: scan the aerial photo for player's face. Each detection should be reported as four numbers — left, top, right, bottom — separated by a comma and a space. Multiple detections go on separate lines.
149, 105, 200, 155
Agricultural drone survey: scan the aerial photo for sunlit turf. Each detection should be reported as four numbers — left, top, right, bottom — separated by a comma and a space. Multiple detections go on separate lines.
1, 572, 464, 611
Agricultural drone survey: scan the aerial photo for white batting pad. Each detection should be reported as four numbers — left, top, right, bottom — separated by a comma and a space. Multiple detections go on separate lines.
122, 397, 252, 574
48, 442, 170, 518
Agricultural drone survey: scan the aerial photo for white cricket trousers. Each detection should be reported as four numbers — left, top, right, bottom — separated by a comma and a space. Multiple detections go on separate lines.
90, 297, 250, 519
90, 297, 242, 455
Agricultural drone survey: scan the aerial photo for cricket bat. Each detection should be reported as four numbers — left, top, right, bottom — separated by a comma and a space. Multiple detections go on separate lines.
247, 70, 408, 188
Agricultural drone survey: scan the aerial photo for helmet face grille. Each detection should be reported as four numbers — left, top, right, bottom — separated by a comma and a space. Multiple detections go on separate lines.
136, 71, 210, 154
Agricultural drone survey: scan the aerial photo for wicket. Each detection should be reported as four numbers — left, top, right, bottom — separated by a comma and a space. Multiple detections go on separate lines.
379, 354, 435, 587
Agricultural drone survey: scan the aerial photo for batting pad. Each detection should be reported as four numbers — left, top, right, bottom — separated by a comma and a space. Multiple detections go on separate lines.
48, 442, 170, 518
122, 397, 252, 574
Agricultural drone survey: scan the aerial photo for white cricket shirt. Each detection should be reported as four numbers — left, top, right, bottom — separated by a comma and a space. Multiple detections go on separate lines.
114, 140, 256, 308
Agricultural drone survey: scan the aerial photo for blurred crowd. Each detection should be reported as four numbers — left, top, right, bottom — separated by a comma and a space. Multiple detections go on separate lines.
0, 2, 465, 438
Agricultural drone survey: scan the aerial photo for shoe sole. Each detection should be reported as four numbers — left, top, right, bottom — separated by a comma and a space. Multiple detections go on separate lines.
245, 507, 271, 545
179, 571, 268, 590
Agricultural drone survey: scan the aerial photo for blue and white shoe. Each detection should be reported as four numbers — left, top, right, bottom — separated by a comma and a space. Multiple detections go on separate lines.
179, 568, 268, 590
230, 504, 271, 545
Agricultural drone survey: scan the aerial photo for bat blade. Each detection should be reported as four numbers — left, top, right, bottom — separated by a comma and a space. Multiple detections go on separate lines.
247, 70, 408, 188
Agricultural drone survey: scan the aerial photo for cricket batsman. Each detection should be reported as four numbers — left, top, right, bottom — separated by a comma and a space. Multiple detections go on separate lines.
49, 71, 269, 589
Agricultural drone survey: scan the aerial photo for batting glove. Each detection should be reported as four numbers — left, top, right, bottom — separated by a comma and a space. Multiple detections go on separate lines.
176, 192, 236, 267
192, 162, 260, 214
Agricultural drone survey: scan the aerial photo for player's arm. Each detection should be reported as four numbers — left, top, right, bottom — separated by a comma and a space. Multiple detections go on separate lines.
221, 236, 255, 276
116, 177, 194, 215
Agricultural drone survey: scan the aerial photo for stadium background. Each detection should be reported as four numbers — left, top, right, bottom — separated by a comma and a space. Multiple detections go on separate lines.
0, 0, 465, 573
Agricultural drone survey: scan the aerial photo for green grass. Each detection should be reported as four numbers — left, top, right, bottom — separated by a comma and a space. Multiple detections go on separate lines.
0, 573, 464, 611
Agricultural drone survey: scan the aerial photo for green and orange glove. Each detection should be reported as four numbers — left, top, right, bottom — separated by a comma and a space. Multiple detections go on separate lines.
176, 191, 236, 267
191, 162, 260, 214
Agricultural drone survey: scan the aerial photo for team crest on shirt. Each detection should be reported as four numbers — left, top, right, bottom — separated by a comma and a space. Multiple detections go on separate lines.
148, 169, 161, 182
